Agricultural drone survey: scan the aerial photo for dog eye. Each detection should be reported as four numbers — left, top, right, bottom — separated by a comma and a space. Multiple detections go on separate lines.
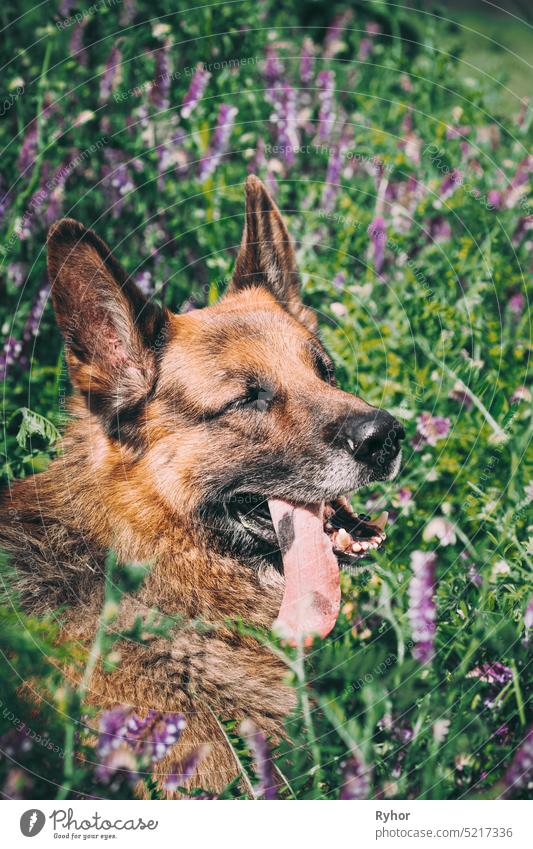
241, 384, 275, 412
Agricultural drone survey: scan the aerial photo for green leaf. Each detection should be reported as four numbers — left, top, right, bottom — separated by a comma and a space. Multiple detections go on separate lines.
14, 407, 60, 450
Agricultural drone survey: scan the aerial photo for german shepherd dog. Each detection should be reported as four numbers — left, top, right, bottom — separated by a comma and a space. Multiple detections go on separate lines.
0, 176, 404, 793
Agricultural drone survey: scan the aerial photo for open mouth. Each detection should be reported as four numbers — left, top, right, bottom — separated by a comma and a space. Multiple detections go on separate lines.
229, 492, 388, 565
228, 492, 389, 645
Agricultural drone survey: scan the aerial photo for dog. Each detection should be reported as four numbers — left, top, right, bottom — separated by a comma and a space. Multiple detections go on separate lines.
0, 175, 404, 794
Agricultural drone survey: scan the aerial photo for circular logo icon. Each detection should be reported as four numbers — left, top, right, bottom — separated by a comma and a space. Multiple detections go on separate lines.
20, 809, 46, 837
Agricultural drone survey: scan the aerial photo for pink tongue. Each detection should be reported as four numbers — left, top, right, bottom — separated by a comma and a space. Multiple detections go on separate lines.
268, 498, 341, 645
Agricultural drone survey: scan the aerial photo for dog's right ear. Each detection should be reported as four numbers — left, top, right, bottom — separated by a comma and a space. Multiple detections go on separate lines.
47, 219, 167, 428
228, 175, 317, 331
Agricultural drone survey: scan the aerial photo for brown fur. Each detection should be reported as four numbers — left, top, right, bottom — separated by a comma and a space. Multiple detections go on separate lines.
0, 176, 398, 795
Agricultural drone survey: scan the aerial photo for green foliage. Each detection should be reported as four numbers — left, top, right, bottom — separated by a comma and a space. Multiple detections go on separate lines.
0, 0, 531, 800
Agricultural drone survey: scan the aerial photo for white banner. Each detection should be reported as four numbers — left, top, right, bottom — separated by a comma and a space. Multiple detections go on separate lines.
2, 799, 531, 848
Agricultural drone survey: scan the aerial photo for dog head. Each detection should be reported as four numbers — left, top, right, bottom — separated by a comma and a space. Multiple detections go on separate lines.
48, 176, 403, 634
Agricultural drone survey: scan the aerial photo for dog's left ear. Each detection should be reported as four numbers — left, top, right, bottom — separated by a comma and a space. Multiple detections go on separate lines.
228, 175, 317, 331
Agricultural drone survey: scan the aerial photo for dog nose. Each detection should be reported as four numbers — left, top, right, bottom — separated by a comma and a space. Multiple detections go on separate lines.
345, 410, 404, 465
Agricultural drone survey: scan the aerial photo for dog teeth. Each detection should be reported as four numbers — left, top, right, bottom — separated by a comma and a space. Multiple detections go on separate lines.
359, 541, 369, 551
351, 541, 363, 553
373, 511, 389, 531
336, 528, 352, 550
347, 439, 355, 452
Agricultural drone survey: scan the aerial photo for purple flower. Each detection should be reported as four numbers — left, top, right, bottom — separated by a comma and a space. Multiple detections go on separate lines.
502, 727, 533, 797
198, 104, 238, 180
18, 281, 50, 368
96, 707, 186, 783
368, 216, 386, 274
101, 148, 136, 218
249, 139, 278, 196
0, 173, 12, 223
428, 215, 452, 242
181, 67, 210, 118
151, 39, 172, 111
358, 38, 373, 61
100, 45, 122, 102
332, 272, 346, 291
7, 262, 27, 288
0, 337, 23, 382
134, 270, 154, 295
322, 145, 343, 211
69, 19, 89, 67
408, 551, 437, 664
164, 745, 210, 792
316, 70, 335, 142
508, 292, 524, 317
119, 0, 136, 26
240, 719, 278, 799
269, 84, 299, 165
440, 168, 462, 199
324, 10, 352, 58
17, 119, 38, 181
300, 38, 315, 84
487, 189, 502, 209
524, 596, 533, 644
264, 45, 283, 87
467, 662, 513, 686
511, 386, 531, 404
412, 412, 451, 451
340, 756, 371, 799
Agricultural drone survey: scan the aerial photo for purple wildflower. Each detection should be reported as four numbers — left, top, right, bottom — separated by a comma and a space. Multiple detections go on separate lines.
264, 44, 283, 88
511, 386, 531, 404
322, 145, 343, 211
440, 168, 462, 199
397, 487, 413, 509
300, 37, 315, 84
358, 39, 373, 61
428, 215, 452, 242
332, 272, 346, 291
412, 412, 451, 451
18, 281, 50, 368
101, 148, 136, 218
408, 551, 437, 664
524, 596, 533, 644
316, 70, 335, 142
502, 727, 533, 797
151, 38, 172, 111
508, 292, 525, 317
96, 706, 186, 783
340, 756, 371, 799
270, 84, 299, 165
467, 662, 513, 686
0, 337, 23, 382
368, 216, 386, 274
69, 19, 89, 67
100, 44, 123, 102
164, 745, 210, 792
18, 119, 38, 181
119, 0, 136, 26
7, 263, 27, 289
324, 10, 352, 58
487, 189, 502, 209
134, 270, 154, 295
366, 22, 382, 36
240, 719, 278, 799
422, 516, 457, 545
198, 103, 238, 180
0, 174, 12, 223
181, 66, 210, 118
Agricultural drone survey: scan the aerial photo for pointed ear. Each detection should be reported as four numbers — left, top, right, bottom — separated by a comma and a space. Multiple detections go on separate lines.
47, 218, 168, 434
228, 175, 317, 331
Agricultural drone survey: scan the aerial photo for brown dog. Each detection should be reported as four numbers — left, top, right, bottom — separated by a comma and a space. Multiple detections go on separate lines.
0, 175, 403, 793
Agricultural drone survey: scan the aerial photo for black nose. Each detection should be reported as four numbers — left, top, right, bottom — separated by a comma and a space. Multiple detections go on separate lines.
345, 410, 405, 466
